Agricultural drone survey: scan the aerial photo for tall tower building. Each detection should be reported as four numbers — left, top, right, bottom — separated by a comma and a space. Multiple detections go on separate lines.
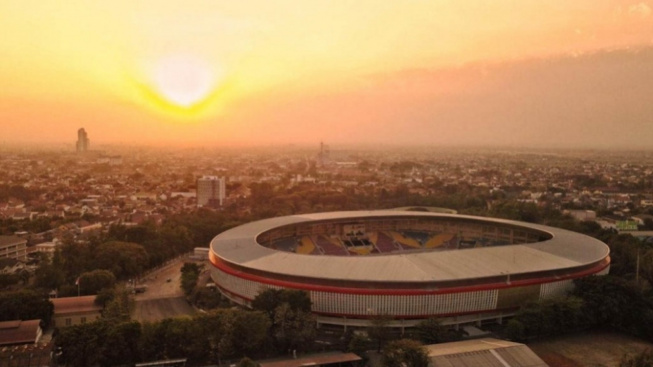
317, 141, 330, 167
197, 176, 226, 207
76, 128, 90, 152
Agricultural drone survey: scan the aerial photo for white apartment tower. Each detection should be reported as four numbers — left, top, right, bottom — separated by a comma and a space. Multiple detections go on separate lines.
197, 176, 226, 207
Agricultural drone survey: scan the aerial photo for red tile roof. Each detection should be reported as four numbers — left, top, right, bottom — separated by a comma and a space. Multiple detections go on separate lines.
0, 320, 41, 346
52, 296, 102, 315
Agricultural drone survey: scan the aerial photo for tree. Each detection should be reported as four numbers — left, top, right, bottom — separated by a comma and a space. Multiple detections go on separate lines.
180, 262, 202, 296
59, 238, 93, 282
252, 288, 283, 319
415, 318, 457, 344
198, 308, 272, 361
503, 319, 526, 342
382, 339, 429, 367
55, 322, 107, 367
34, 257, 65, 291
251, 288, 315, 352
279, 289, 312, 312
158, 224, 194, 257
0, 290, 54, 325
162, 317, 211, 363
348, 333, 370, 355
98, 321, 142, 367
252, 288, 312, 318
95, 241, 149, 279
505, 296, 586, 340
273, 303, 316, 352
573, 276, 653, 337
639, 250, 653, 286
191, 287, 229, 310
231, 310, 271, 356
95, 287, 115, 308
140, 321, 167, 362
78, 269, 116, 295
368, 313, 394, 352
0, 273, 19, 288
101, 287, 133, 322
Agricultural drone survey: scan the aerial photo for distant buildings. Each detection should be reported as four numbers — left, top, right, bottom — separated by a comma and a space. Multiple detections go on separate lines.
33, 241, 57, 260
565, 209, 597, 222
0, 236, 27, 261
197, 176, 225, 207
76, 128, 90, 152
96, 155, 123, 165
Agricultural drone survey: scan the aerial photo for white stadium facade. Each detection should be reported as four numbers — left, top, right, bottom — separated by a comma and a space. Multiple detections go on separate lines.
209, 210, 610, 328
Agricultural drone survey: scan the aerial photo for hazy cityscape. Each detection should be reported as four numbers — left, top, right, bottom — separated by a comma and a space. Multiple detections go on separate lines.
0, 139, 652, 366
3, 1, 653, 367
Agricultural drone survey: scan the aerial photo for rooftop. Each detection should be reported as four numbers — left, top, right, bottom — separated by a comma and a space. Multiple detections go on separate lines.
211, 211, 609, 285
425, 338, 548, 367
52, 296, 102, 315
259, 352, 362, 367
0, 320, 41, 346
0, 236, 26, 248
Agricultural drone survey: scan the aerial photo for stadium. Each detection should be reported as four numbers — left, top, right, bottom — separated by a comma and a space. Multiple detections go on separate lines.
209, 210, 610, 328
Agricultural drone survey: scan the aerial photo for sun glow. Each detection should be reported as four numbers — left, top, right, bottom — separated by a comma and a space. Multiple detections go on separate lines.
151, 55, 218, 108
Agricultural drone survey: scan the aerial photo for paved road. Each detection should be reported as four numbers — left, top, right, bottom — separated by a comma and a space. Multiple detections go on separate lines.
130, 258, 198, 322
132, 297, 195, 323
135, 260, 185, 300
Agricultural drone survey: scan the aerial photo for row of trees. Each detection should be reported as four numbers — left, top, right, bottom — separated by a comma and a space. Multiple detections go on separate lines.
50, 285, 454, 366
34, 240, 148, 296
251, 289, 317, 352
496, 204, 653, 341
0, 290, 53, 326
30, 213, 222, 295
502, 276, 653, 366
55, 289, 318, 367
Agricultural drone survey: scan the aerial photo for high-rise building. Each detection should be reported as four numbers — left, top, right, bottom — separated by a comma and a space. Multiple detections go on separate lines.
76, 128, 90, 152
197, 176, 226, 207
317, 141, 330, 167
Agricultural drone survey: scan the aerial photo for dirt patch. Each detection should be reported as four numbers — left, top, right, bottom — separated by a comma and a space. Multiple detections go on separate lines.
528, 332, 653, 367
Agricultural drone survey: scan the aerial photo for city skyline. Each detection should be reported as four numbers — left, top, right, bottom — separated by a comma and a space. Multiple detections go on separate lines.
1, 1, 652, 149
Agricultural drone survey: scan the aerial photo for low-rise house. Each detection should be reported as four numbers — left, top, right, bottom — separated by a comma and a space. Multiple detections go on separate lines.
51, 296, 102, 328
33, 242, 58, 260
0, 320, 42, 346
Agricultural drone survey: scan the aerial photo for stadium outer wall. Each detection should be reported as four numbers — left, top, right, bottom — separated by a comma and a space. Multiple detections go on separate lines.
208, 211, 610, 328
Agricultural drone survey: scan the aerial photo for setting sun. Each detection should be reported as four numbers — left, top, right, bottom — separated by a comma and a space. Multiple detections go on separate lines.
151, 55, 218, 108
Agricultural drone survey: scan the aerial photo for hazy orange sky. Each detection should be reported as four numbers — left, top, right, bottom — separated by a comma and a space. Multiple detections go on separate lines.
1, 1, 652, 148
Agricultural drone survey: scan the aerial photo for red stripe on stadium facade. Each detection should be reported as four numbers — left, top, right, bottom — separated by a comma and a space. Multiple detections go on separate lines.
210, 252, 610, 297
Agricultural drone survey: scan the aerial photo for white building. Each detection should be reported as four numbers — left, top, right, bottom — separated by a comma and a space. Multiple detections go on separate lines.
34, 242, 58, 260
197, 176, 226, 207
0, 236, 27, 261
